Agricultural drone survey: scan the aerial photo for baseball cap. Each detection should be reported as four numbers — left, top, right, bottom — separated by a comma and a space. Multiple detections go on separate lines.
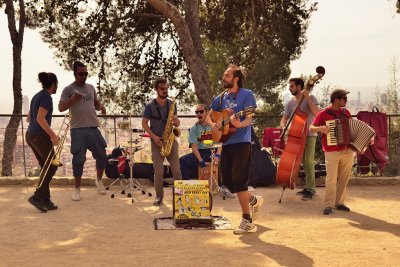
330, 89, 350, 102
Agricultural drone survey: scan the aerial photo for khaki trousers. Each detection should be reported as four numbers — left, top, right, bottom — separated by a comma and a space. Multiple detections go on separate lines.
324, 149, 354, 208
151, 140, 182, 198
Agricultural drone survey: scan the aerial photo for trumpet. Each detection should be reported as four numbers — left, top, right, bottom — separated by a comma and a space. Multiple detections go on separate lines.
37, 113, 71, 188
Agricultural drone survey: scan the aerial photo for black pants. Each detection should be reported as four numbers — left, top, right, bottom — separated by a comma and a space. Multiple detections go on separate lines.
220, 142, 251, 193
26, 132, 58, 200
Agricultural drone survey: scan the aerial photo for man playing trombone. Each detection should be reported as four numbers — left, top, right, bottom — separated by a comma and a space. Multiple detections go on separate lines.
26, 72, 60, 212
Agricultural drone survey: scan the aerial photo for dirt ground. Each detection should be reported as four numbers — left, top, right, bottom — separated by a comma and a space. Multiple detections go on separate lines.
0, 183, 399, 267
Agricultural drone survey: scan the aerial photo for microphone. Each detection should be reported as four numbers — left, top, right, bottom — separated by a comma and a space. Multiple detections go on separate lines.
132, 129, 145, 133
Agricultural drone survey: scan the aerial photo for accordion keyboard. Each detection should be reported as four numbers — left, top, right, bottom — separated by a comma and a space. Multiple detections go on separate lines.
326, 120, 337, 145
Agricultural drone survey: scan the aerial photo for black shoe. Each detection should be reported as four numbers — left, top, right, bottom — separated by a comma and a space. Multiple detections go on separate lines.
336, 204, 350, 212
323, 207, 333, 215
153, 197, 163, 206
28, 196, 47, 212
43, 199, 58, 210
301, 190, 314, 201
296, 189, 308, 195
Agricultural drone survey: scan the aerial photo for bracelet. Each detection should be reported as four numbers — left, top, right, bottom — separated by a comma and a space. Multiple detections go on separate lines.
215, 153, 221, 159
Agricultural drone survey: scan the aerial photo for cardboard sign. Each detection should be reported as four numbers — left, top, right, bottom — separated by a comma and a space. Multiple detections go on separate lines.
173, 180, 211, 222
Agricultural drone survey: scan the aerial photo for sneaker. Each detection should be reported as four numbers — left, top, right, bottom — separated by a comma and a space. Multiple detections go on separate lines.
301, 190, 314, 201
72, 188, 81, 201
28, 196, 47, 212
95, 179, 106, 195
233, 218, 257, 235
43, 199, 58, 210
336, 204, 350, 212
296, 188, 308, 195
250, 196, 264, 221
219, 186, 235, 199
153, 197, 163, 206
323, 207, 333, 215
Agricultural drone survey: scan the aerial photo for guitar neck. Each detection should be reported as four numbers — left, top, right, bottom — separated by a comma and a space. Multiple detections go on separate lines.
222, 110, 246, 125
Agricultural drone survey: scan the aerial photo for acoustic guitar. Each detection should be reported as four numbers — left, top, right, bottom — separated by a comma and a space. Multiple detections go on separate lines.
210, 107, 255, 143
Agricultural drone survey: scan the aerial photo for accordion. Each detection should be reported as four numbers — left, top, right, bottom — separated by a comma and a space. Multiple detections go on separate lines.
326, 118, 375, 153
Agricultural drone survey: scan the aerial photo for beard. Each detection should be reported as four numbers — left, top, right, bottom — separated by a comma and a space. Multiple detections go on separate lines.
157, 91, 168, 99
290, 90, 299, 96
223, 80, 234, 89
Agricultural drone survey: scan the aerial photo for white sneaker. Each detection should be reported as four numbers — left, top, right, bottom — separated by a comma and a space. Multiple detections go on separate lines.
233, 218, 257, 235
251, 195, 264, 221
219, 186, 235, 198
72, 188, 81, 201
95, 179, 106, 195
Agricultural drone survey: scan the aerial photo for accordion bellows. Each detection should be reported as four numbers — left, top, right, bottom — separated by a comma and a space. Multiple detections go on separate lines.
326, 118, 375, 153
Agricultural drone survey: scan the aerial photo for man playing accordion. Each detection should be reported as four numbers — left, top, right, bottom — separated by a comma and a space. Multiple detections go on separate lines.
310, 89, 353, 216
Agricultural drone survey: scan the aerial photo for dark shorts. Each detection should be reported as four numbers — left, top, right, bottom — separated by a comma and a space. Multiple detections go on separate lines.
220, 142, 251, 193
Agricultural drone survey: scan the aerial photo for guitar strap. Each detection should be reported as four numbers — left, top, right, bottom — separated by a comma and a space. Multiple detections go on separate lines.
218, 89, 228, 110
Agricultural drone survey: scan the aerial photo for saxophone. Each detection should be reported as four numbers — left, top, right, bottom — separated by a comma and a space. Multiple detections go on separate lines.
160, 98, 181, 157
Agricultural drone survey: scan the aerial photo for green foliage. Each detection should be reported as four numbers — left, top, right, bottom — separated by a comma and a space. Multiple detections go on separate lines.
28, 0, 315, 113
397, 0, 400, 13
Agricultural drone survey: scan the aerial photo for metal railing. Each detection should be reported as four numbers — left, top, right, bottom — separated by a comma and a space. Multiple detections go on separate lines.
1, 113, 399, 178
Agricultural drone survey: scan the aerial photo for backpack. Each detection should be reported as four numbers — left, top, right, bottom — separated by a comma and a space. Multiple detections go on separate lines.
248, 127, 276, 187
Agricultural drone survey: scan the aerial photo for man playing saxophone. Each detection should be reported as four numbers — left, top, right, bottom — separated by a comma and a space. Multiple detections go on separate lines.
142, 77, 182, 206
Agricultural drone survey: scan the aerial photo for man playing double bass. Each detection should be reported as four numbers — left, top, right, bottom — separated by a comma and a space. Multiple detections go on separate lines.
205, 64, 263, 235
280, 78, 319, 200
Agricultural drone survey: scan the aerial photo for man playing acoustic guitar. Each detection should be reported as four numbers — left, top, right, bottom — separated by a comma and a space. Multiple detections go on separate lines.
205, 64, 264, 235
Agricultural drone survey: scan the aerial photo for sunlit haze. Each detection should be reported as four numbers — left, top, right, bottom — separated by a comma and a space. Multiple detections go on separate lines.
1, 0, 399, 114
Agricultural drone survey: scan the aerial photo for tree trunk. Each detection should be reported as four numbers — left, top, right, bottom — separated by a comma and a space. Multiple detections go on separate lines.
147, 0, 213, 105
2, 0, 25, 176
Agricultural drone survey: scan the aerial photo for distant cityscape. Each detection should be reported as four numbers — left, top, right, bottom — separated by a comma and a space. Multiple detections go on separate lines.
0, 109, 195, 178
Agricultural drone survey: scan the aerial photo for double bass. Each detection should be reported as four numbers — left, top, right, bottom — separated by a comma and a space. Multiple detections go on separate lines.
276, 66, 325, 202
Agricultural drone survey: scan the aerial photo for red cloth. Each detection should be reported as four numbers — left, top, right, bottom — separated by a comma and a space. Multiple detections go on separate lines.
312, 107, 351, 152
262, 128, 285, 156
118, 156, 127, 175
356, 108, 388, 173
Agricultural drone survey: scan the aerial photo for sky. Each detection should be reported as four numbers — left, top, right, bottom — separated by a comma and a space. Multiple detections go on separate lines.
1, 0, 400, 114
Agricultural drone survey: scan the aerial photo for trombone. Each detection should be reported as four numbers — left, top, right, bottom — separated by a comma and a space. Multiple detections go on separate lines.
36, 113, 71, 188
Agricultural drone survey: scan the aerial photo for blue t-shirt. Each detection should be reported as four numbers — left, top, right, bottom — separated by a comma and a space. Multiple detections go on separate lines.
188, 123, 212, 150
27, 89, 53, 134
210, 88, 257, 145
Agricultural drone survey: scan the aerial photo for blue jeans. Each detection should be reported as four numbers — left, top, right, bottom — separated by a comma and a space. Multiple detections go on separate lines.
179, 149, 212, 180
70, 127, 107, 177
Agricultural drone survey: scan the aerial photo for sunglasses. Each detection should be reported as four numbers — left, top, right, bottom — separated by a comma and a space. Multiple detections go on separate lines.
339, 96, 348, 101
77, 72, 89, 77
195, 110, 205, 114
